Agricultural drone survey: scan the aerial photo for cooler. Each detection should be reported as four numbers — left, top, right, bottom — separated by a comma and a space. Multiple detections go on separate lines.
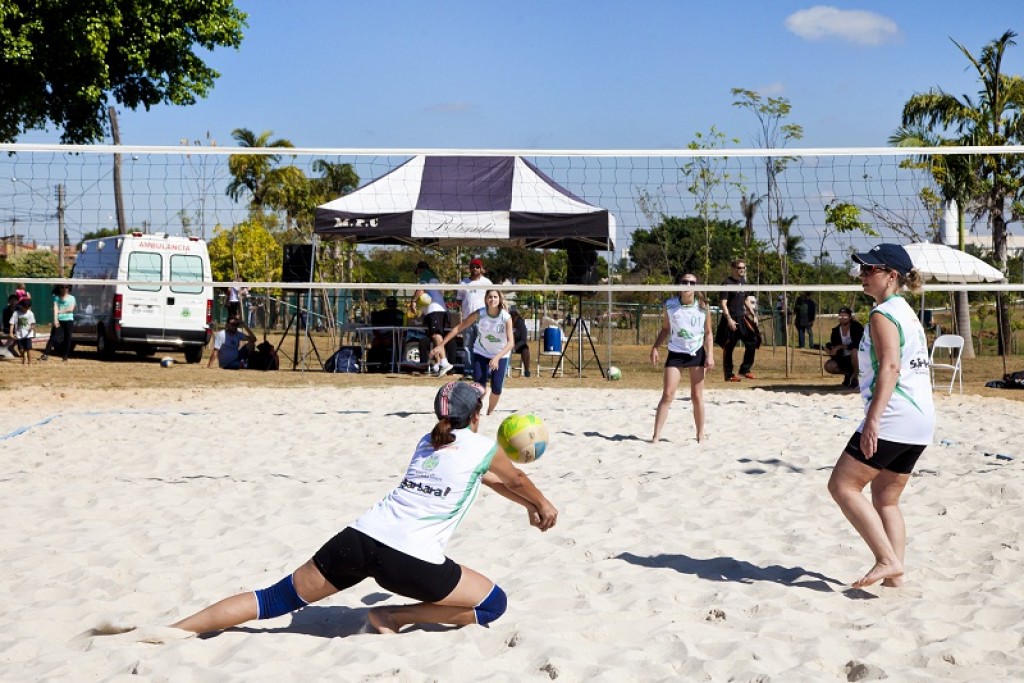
543, 326, 562, 353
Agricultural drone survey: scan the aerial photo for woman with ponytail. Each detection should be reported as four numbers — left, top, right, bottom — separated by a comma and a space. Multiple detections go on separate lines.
170, 381, 557, 636
827, 244, 934, 589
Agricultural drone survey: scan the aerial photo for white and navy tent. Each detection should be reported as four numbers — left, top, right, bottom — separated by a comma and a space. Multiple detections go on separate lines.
314, 156, 615, 251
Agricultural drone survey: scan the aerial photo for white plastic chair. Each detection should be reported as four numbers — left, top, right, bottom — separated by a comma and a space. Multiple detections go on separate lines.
505, 357, 524, 377
930, 334, 964, 394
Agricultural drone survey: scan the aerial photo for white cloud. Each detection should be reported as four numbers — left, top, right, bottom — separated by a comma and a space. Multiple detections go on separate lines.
785, 6, 900, 46
755, 81, 787, 97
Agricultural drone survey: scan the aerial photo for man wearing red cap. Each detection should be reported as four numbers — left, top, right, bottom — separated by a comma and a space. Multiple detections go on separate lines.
457, 258, 492, 377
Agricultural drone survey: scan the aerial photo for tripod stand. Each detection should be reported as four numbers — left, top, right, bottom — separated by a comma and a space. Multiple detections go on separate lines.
274, 290, 323, 371
555, 295, 605, 378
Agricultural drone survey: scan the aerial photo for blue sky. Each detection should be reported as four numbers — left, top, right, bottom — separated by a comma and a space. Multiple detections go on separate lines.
9, 2, 1024, 256
20, 1, 1024, 150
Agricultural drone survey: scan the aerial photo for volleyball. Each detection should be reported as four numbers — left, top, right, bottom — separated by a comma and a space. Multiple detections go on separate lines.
608, 366, 622, 381
417, 292, 432, 309
497, 413, 548, 464
160, 357, 175, 368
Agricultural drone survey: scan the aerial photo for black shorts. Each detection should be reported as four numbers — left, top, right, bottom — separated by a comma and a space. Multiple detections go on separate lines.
666, 348, 706, 368
834, 354, 854, 374
312, 527, 462, 603
424, 311, 447, 337
16, 338, 32, 351
844, 432, 926, 474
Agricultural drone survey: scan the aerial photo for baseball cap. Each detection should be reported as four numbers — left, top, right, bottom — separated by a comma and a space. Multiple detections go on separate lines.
852, 244, 914, 276
469, 258, 484, 268
434, 381, 485, 426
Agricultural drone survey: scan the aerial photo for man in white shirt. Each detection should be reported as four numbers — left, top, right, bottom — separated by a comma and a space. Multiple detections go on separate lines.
456, 258, 492, 377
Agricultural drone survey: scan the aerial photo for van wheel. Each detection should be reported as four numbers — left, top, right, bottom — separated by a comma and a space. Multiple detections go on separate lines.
97, 327, 116, 359
184, 346, 204, 364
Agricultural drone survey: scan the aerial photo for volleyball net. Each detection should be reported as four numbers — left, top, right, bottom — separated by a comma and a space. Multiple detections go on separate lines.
1, 143, 1022, 356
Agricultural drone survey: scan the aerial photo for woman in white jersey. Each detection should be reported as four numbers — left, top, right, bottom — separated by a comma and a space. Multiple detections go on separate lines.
827, 244, 934, 589
433, 290, 514, 415
170, 381, 558, 635
650, 273, 715, 443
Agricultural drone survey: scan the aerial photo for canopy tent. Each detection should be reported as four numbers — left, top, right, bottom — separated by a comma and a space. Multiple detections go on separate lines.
314, 155, 616, 250
903, 242, 1006, 283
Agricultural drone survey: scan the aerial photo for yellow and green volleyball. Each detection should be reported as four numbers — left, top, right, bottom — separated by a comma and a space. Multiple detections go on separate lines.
497, 413, 548, 464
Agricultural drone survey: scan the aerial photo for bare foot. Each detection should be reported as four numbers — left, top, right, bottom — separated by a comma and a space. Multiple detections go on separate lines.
852, 561, 903, 588
368, 607, 399, 634
695, 433, 705, 443
881, 575, 905, 588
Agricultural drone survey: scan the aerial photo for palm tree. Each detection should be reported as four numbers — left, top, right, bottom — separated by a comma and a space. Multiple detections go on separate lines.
226, 128, 295, 208
311, 159, 359, 200
740, 193, 763, 254
901, 30, 1024, 354
784, 232, 806, 264
890, 126, 980, 357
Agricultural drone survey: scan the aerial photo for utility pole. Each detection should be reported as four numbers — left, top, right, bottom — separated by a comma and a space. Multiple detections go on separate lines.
55, 184, 66, 277
109, 106, 128, 234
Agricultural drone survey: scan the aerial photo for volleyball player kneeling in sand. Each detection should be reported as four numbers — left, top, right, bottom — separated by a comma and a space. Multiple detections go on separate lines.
170, 381, 558, 635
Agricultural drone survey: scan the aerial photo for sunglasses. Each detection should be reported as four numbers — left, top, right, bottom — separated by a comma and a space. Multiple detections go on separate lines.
858, 264, 891, 276
680, 279, 698, 285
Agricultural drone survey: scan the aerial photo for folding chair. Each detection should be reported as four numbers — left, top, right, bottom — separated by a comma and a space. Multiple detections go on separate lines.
536, 335, 569, 378
506, 358, 524, 377
930, 334, 964, 394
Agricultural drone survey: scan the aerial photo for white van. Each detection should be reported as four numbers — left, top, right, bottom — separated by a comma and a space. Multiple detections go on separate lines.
70, 233, 213, 362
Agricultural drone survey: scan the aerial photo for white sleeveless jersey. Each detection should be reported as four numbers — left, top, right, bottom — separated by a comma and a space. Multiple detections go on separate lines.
352, 429, 496, 564
665, 297, 706, 355
473, 308, 512, 358
856, 295, 935, 445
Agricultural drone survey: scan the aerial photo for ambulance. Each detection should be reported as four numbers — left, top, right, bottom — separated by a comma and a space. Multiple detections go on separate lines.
70, 233, 213, 362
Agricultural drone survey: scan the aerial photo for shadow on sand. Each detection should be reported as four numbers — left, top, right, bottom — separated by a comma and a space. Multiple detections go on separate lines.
616, 552, 850, 594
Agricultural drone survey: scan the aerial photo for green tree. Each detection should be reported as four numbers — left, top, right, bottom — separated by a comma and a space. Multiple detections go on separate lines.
821, 201, 879, 266
629, 215, 744, 281
681, 126, 744, 282
207, 217, 282, 283
890, 127, 980, 357
1, 1, 246, 143
901, 30, 1024, 353
781, 221, 806, 264
731, 88, 804, 256
740, 193, 763, 255
225, 128, 295, 209
9, 249, 58, 277
479, 247, 547, 283
77, 227, 120, 249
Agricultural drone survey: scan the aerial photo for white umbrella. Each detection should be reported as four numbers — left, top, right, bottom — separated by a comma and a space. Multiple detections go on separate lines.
903, 242, 1006, 283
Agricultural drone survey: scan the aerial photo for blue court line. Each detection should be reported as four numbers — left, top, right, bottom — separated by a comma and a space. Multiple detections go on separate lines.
0, 408, 370, 441
0, 414, 60, 441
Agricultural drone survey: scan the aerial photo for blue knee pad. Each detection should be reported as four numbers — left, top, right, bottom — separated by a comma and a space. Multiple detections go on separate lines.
254, 574, 308, 619
474, 584, 507, 626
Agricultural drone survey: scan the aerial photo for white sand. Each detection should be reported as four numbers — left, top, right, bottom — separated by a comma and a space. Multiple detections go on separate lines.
1, 386, 1022, 681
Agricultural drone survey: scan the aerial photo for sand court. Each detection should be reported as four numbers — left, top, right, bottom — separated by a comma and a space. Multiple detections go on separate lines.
1, 386, 1022, 680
